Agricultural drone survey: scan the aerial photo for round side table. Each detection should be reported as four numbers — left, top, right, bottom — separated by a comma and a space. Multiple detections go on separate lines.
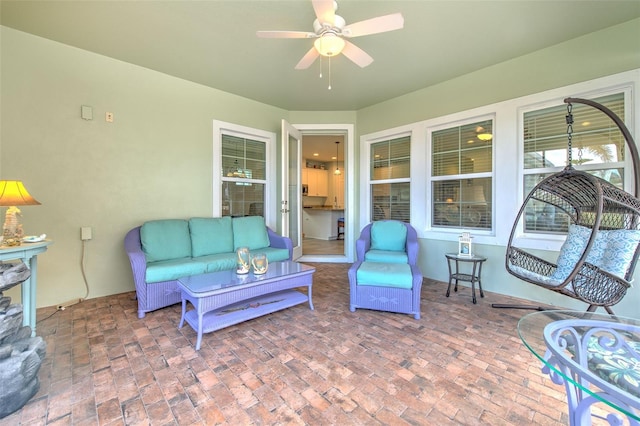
445, 253, 487, 304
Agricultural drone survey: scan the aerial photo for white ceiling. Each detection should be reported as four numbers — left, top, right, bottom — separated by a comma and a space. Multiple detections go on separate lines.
2, 0, 639, 113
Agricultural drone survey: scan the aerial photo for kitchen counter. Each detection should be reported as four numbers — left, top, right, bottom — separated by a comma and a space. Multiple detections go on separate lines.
302, 208, 344, 240
303, 206, 344, 211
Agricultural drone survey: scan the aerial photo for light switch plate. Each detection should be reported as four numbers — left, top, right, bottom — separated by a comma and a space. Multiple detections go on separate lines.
81, 105, 93, 120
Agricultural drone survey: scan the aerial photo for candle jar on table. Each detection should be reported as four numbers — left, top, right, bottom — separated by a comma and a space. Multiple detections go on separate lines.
236, 247, 250, 274
251, 253, 268, 275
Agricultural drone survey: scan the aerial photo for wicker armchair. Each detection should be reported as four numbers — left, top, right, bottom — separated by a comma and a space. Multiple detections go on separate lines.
348, 220, 423, 319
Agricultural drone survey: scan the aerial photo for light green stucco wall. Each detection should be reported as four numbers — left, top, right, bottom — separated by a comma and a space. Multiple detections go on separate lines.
0, 27, 288, 306
1, 18, 639, 317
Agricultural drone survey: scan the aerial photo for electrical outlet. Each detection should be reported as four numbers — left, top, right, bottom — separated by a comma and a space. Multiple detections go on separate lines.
81, 227, 92, 240
105, 112, 114, 123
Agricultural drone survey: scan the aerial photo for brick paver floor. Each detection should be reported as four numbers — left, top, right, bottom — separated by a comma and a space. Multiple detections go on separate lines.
1, 263, 615, 425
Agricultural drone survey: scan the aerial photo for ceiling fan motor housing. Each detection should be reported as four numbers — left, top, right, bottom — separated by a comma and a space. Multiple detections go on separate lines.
313, 15, 346, 35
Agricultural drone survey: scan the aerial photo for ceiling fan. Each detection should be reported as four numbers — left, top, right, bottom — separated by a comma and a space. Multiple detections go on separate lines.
256, 0, 404, 70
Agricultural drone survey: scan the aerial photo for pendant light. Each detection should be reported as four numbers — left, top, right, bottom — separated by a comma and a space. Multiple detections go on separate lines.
334, 141, 341, 175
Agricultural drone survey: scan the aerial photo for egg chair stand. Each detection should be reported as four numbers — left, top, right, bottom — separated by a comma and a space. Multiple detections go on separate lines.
493, 97, 640, 314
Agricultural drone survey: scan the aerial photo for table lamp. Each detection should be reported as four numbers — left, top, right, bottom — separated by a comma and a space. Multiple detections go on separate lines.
0, 180, 41, 246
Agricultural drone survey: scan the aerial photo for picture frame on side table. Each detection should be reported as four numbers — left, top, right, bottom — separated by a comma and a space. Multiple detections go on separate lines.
458, 232, 473, 257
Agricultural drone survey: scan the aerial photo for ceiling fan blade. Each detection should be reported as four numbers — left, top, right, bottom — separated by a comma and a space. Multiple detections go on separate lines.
341, 41, 373, 68
342, 13, 404, 38
256, 30, 316, 39
295, 47, 320, 69
312, 0, 335, 25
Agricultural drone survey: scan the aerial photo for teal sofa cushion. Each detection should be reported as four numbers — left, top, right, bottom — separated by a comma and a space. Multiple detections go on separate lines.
198, 248, 289, 274
145, 258, 207, 283
189, 217, 234, 257
371, 221, 407, 252
141, 219, 191, 263
196, 253, 238, 273
364, 249, 409, 264
256, 247, 291, 263
232, 216, 270, 250
356, 262, 413, 289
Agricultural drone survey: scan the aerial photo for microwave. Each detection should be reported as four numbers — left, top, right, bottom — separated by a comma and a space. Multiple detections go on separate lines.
302, 184, 309, 196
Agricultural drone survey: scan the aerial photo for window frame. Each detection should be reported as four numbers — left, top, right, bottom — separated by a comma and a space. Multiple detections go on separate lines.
515, 86, 634, 244
360, 125, 416, 226
359, 70, 638, 248
428, 114, 496, 234
213, 120, 276, 227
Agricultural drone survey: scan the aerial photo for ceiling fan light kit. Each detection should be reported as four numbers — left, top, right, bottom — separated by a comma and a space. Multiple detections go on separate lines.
314, 33, 345, 57
257, 0, 404, 75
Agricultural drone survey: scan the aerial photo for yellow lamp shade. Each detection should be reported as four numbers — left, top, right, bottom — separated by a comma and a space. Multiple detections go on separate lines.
0, 181, 41, 206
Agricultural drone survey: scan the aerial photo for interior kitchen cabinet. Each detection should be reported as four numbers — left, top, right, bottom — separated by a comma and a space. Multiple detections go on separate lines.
304, 168, 328, 197
329, 169, 344, 207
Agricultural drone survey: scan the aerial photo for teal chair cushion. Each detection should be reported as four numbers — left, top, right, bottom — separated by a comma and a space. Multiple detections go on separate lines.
371, 221, 407, 252
189, 217, 234, 257
232, 216, 270, 250
356, 262, 413, 289
141, 219, 191, 263
364, 249, 409, 264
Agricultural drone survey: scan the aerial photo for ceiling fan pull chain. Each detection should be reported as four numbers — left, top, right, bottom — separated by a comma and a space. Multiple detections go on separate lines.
328, 57, 332, 90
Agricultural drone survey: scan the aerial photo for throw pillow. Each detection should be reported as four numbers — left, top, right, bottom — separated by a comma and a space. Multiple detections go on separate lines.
551, 224, 594, 282
598, 229, 640, 277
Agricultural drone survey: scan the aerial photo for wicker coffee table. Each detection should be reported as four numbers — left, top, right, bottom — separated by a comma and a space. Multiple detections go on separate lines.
178, 261, 315, 350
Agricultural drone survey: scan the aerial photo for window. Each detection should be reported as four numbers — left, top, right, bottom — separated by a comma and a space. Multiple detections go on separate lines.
370, 136, 410, 222
522, 92, 626, 233
431, 118, 493, 230
221, 134, 266, 217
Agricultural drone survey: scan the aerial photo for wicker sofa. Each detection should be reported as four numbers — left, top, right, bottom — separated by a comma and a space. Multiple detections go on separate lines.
125, 216, 292, 318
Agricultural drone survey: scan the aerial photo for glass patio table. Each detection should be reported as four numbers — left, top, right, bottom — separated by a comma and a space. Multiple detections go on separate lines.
518, 310, 640, 425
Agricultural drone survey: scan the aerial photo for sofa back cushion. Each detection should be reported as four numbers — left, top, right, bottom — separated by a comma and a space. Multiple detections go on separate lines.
370, 220, 407, 252
189, 217, 234, 257
140, 219, 191, 262
232, 216, 270, 250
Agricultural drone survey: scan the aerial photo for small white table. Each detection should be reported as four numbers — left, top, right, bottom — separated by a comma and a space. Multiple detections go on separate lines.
0, 240, 52, 336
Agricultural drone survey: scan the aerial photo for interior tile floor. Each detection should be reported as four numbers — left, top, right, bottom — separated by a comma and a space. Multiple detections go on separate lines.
302, 238, 344, 255
2, 263, 614, 425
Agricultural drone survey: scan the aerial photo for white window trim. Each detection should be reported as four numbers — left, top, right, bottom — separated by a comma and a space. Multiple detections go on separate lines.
360, 124, 418, 229
428, 113, 496, 237
212, 120, 276, 228
513, 81, 636, 252
360, 68, 639, 249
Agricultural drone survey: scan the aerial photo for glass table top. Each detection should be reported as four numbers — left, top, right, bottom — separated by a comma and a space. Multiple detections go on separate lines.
178, 260, 314, 295
518, 310, 640, 421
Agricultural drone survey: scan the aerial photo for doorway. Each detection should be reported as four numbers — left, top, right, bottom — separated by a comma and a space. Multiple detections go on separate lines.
294, 124, 354, 263
301, 134, 345, 256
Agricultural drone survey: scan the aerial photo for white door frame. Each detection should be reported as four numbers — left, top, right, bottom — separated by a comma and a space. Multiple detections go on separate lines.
280, 120, 303, 260
294, 123, 355, 263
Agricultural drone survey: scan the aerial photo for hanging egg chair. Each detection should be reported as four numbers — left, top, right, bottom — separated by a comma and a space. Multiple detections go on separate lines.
499, 97, 640, 314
